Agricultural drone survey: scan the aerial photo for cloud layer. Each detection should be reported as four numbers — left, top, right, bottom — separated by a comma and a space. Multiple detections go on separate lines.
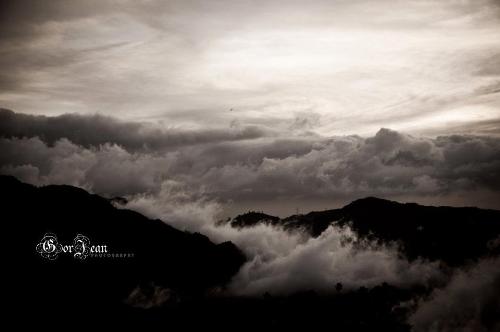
0, 108, 273, 151
1, 110, 500, 214
0, 110, 498, 298
117, 177, 443, 296
1, 110, 498, 328
228, 225, 442, 295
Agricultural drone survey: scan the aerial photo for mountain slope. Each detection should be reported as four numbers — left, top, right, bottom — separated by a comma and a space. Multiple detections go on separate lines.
230, 197, 500, 266
2, 175, 245, 325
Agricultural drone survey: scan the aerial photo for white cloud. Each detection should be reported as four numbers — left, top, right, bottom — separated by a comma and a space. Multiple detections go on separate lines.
410, 257, 500, 332
121, 180, 443, 296
228, 225, 442, 295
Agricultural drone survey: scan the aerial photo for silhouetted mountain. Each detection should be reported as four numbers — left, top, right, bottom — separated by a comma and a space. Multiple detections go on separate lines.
7, 175, 499, 330
230, 211, 280, 228
3, 175, 245, 327
230, 197, 500, 266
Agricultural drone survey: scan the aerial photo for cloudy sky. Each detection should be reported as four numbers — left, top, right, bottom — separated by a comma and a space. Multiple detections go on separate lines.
1, 0, 500, 135
3, 4, 499, 325
1, 0, 500, 215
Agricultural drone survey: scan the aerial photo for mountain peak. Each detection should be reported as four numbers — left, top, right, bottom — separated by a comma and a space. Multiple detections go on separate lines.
343, 196, 399, 210
230, 211, 280, 228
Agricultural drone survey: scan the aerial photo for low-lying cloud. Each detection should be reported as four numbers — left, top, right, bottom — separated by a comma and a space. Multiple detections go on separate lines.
410, 257, 500, 332
229, 225, 442, 295
121, 183, 442, 296
1, 110, 500, 213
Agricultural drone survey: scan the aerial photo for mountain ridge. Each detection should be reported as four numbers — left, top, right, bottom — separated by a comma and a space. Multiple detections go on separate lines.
229, 196, 500, 266
4, 175, 500, 329
2, 175, 246, 325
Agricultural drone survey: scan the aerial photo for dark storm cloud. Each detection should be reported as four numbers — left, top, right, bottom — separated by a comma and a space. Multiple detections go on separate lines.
1, 111, 500, 210
0, 108, 273, 151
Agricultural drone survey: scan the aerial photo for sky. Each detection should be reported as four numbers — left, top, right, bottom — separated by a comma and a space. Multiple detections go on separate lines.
2, 3, 499, 324
1, 0, 500, 136
1, 0, 500, 216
